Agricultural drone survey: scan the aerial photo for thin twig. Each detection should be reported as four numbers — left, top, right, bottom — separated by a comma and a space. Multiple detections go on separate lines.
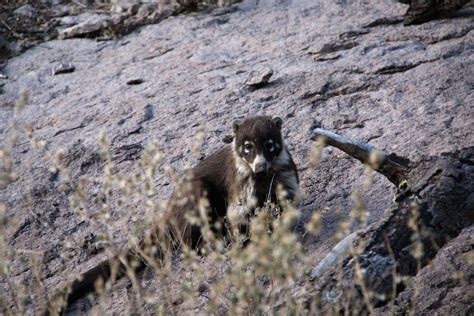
1, 20, 23, 39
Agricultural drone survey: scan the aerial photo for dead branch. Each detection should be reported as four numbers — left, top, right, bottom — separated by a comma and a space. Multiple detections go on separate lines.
311, 128, 412, 186
309, 129, 474, 313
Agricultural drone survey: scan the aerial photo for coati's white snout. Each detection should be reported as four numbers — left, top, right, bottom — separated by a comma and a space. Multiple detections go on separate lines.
251, 154, 269, 174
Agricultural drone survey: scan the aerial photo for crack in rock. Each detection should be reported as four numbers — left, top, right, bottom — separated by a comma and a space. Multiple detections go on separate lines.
375, 58, 440, 75
53, 116, 93, 137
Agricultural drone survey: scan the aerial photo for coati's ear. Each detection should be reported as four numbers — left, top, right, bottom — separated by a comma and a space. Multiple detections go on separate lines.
233, 119, 243, 133
272, 117, 283, 129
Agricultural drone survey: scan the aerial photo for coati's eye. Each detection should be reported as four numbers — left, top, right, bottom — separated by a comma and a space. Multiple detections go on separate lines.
265, 140, 275, 152
244, 141, 253, 154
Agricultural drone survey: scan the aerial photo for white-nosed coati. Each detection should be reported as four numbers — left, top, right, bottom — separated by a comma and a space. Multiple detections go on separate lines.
165, 115, 299, 248
51, 115, 299, 313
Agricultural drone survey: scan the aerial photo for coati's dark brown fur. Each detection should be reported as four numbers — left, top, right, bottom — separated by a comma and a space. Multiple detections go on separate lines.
49, 115, 298, 313
165, 115, 299, 248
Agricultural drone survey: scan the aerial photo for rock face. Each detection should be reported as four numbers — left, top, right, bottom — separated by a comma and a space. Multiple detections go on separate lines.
398, 0, 471, 25
0, 0, 239, 63
375, 225, 474, 315
0, 0, 472, 314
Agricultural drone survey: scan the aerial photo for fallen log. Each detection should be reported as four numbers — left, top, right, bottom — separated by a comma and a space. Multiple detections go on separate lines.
310, 128, 474, 312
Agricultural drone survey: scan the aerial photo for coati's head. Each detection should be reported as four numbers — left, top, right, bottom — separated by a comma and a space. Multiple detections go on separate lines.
233, 116, 284, 175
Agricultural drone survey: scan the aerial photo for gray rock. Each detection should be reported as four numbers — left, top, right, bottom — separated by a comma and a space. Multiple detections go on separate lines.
59, 16, 81, 27
244, 65, 273, 87
58, 15, 110, 39
52, 63, 75, 75
375, 226, 474, 315
312, 53, 341, 62
136, 3, 159, 20
58, 14, 126, 39
13, 4, 35, 17
398, 0, 471, 25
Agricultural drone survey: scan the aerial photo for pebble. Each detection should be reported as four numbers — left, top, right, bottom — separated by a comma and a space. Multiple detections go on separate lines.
52, 63, 75, 75
244, 65, 273, 87
58, 14, 126, 39
60, 16, 80, 26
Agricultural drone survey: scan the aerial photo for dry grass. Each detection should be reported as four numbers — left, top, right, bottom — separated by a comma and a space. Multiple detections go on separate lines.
1, 92, 471, 315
